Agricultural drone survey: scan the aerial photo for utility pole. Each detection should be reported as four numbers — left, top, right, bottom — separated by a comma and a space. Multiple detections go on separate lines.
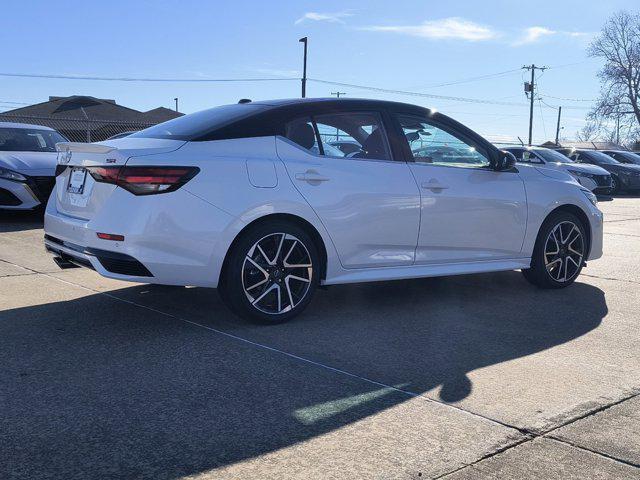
174, 98, 178, 112
555, 106, 562, 145
331, 92, 345, 140
523, 64, 547, 146
299, 37, 308, 98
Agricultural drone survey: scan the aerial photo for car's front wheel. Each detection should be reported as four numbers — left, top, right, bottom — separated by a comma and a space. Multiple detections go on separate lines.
611, 175, 620, 194
219, 221, 319, 324
522, 211, 587, 289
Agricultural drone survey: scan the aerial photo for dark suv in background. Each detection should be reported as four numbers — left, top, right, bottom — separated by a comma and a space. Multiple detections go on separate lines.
601, 150, 640, 166
558, 148, 640, 194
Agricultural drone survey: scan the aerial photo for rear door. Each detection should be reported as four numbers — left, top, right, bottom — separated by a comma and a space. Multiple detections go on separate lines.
391, 112, 527, 264
276, 110, 420, 269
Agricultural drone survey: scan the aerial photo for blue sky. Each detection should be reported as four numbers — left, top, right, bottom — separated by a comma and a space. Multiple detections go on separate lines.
1, 0, 637, 143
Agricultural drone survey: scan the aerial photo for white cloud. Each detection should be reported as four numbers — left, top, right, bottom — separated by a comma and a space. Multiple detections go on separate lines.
512, 27, 590, 46
512, 26, 556, 46
295, 12, 353, 25
361, 17, 499, 41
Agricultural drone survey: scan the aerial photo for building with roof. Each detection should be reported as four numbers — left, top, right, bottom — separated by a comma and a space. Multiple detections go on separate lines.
0, 96, 183, 142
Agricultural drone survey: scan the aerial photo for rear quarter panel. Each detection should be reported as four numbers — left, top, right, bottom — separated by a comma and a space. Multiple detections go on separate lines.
136, 137, 342, 285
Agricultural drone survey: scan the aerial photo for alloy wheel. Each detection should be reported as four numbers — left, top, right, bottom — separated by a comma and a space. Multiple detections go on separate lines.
543, 221, 584, 283
242, 233, 313, 315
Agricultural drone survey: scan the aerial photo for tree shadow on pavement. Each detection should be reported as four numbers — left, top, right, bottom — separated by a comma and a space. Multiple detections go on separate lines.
0, 271, 607, 478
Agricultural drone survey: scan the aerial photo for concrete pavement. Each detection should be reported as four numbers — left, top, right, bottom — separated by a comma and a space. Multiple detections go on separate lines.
1, 198, 639, 479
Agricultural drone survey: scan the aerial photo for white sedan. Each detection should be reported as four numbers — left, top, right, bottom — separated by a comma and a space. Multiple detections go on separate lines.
44, 98, 603, 323
0, 122, 68, 210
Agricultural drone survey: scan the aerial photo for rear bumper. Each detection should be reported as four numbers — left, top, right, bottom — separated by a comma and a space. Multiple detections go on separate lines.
44, 187, 236, 287
45, 234, 153, 277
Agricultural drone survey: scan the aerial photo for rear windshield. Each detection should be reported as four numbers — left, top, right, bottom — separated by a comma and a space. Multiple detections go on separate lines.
130, 104, 269, 140
0, 127, 67, 152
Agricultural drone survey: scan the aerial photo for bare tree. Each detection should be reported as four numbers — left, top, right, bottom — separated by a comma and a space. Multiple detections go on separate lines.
576, 120, 601, 142
588, 11, 640, 143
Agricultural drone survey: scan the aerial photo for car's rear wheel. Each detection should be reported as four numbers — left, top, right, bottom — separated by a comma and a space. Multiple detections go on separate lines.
522, 211, 587, 289
219, 221, 319, 323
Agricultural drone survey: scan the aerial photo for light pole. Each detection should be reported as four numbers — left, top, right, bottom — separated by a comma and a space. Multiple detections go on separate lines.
299, 37, 308, 98
174, 98, 178, 112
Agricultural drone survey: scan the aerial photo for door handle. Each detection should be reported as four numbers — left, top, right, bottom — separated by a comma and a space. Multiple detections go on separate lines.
295, 170, 330, 184
421, 179, 449, 191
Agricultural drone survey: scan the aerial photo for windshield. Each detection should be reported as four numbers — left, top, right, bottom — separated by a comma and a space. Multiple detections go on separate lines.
0, 127, 67, 152
584, 151, 620, 165
615, 151, 640, 164
536, 149, 575, 164
130, 104, 269, 140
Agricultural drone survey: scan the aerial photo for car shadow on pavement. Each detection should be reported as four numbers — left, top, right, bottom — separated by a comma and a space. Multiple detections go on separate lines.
0, 272, 607, 478
0, 209, 44, 233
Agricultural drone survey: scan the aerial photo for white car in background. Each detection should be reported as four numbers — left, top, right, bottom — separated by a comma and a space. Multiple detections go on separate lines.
44, 98, 603, 323
0, 122, 68, 210
504, 146, 613, 195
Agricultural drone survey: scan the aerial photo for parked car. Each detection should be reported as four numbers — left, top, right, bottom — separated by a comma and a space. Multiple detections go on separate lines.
44, 98, 603, 323
558, 148, 640, 193
0, 122, 68, 210
601, 150, 640, 166
504, 146, 612, 194
106, 131, 137, 140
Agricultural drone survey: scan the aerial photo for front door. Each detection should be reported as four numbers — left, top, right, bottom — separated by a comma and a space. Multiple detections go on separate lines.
276, 111, 421, 269
393, 113, 527, 265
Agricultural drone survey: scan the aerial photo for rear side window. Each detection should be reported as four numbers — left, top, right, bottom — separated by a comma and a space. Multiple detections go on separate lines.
284, 111, 392, 161
285, 117, 320, 154
130, 104, 269, 140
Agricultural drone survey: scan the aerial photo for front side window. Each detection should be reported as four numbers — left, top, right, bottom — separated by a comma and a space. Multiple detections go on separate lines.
506, 148, 524, 160
398, 116, 490, 168
0, 128, 67, 152
522, 151, 543, 163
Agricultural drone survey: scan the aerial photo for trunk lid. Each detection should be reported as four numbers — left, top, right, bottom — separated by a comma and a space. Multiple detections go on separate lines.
54, 138, 186, 220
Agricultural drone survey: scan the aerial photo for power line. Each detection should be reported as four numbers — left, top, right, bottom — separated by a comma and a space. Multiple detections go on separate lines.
0, 72, 299, 82
407, 68, 522, 89
537, 98, 548, 140
0, 100, 30, 105
537, 92, 596, 102
308, 78, 527, 106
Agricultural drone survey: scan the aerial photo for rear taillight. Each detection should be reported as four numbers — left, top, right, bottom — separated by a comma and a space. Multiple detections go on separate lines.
86, 166, 199, 195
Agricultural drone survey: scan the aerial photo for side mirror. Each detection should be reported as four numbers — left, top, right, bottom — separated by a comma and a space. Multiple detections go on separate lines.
494, 151, 517, 171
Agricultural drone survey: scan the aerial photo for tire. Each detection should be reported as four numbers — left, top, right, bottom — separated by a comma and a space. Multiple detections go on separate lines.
522, 211, 587, 289
219, 220, 320, 324
611, 175, 620, 195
